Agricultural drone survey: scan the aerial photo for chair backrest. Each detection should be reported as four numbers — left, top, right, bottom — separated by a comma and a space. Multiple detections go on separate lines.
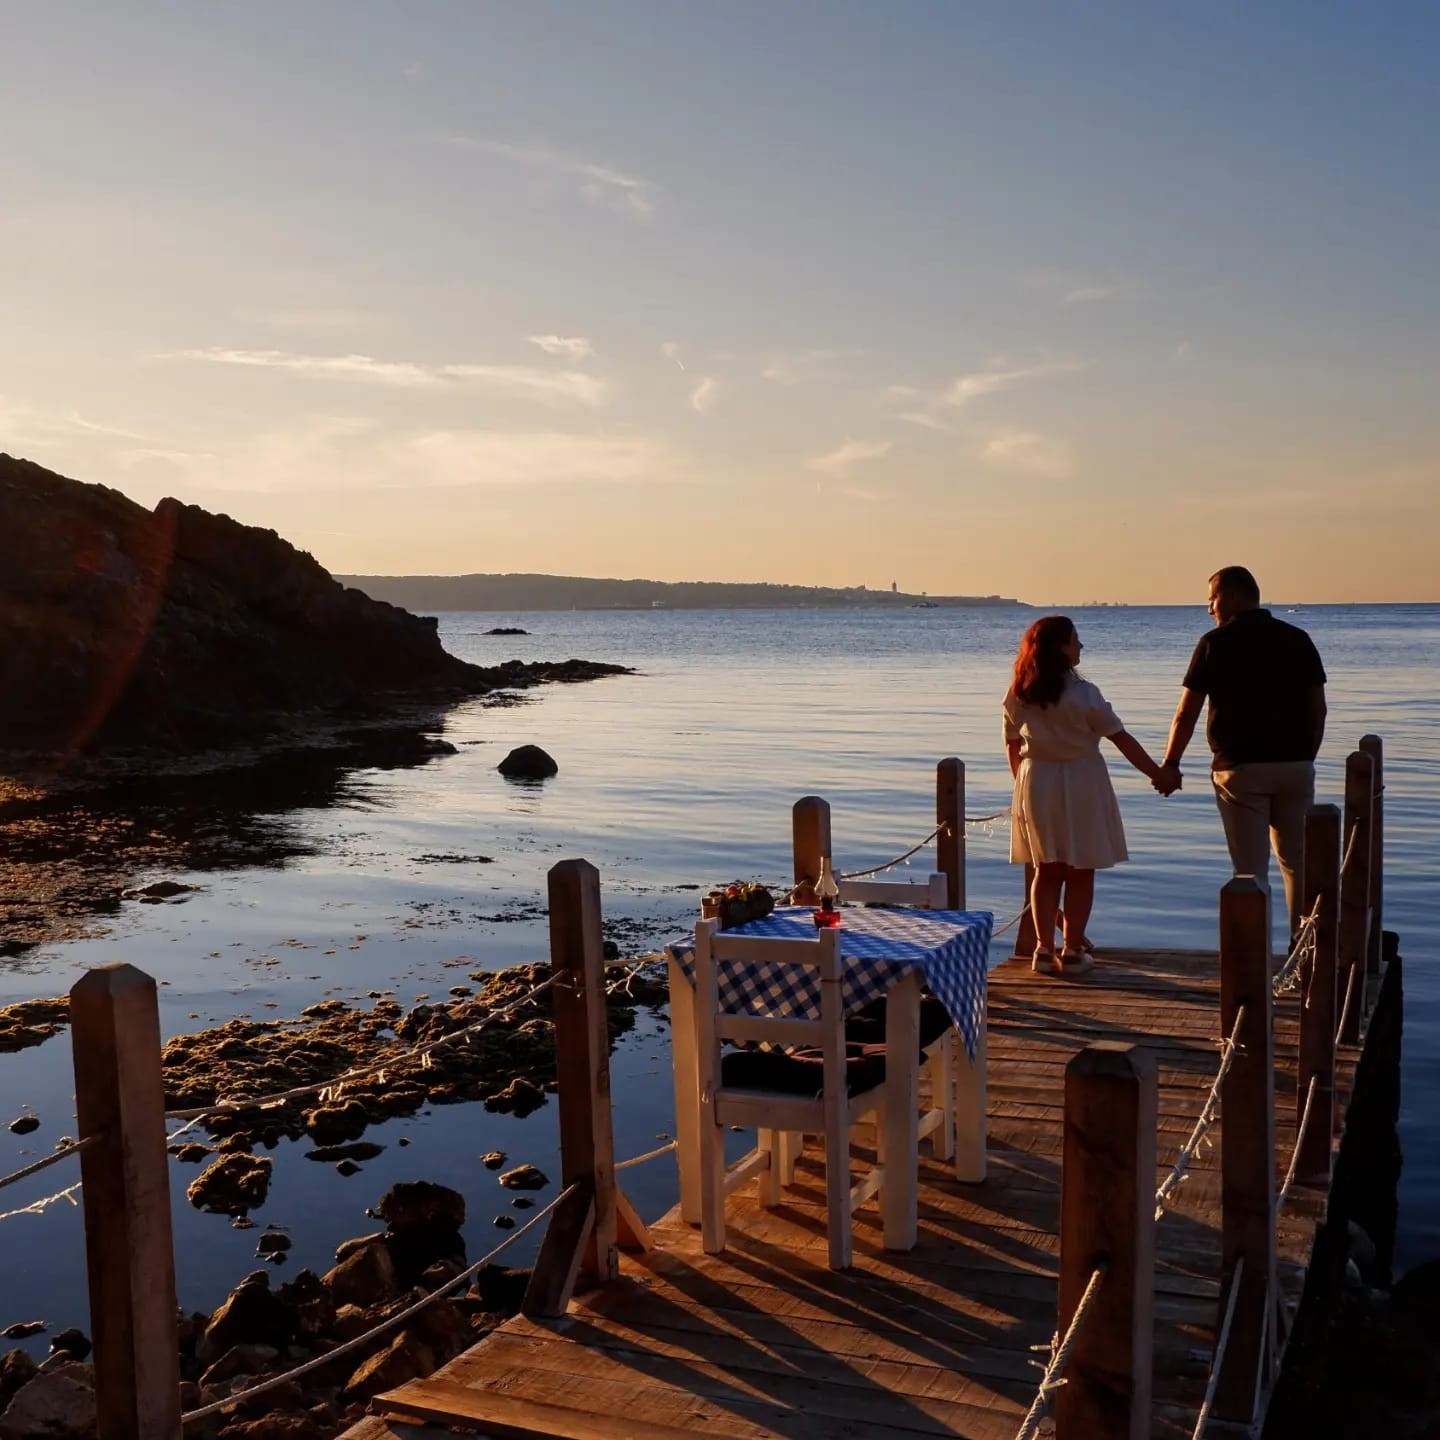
692, 918, 844, 1088
838, 871, 946, 910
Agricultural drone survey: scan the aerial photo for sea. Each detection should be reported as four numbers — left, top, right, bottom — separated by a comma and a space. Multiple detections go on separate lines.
1, 603, 1435, 1346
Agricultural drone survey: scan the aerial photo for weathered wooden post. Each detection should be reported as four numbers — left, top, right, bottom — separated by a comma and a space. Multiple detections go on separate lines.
1296, 805, 1340, 1183
1359, 734, 1384, 978
935, 757, 966, 909
524, 859, 617, 1316
792, 795, 832, 905
70, 964, 182, 1440
1054, 1042, 1157, 1440
1214, 878, 1278, 1424
1013, 862, 1037, 959
1337, 750, 1374, 1046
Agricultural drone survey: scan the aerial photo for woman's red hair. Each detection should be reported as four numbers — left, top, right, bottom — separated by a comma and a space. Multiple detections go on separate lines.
1012, 615, 1075, 709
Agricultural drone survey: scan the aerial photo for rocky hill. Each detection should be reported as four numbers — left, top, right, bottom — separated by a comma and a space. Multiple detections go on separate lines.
0, 455, 626, 770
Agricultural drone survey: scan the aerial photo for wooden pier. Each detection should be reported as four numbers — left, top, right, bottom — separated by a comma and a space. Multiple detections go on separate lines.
342, 747, 1394, 1440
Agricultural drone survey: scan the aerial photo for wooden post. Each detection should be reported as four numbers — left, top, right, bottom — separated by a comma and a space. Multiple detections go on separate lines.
1054, 1042, 1156, 1440
525, 859, 616, 1314
936, 757, 966, 909
70, 964, 182, 1440
1013, 862, 1037, 959
1214, 878, 1278, 1425
792, 795, 832, 905
1338, 750, 1373, 1046
1296, 804, 1339, 1184
1359, 734, 1384, 978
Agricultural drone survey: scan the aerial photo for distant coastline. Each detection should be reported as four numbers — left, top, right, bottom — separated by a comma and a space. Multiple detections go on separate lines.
338, 572, 1025, 612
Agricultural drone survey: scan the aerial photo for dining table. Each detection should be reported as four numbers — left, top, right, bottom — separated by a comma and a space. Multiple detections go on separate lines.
664, 904, 994, 1236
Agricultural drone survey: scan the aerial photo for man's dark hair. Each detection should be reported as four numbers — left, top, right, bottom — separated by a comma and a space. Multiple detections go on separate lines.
1209, 566, 1260, 605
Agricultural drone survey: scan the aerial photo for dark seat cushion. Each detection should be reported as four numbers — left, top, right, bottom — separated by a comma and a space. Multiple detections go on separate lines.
720, 1042, 887, 1099
844, 994, 953, 1051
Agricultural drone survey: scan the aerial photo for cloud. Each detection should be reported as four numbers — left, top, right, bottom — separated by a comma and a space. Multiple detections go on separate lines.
1023, 271, 1135, 306
945, 361, 1074, 407
168, 348, 607, 406
660, 341, 685, 371
528, 335, 594, 360
1060, 284, 1123, 305
762, 348, 864, 385
688, 377, 718, 415
980, 429, 1074, 480
438, 136, 657, 219
404, 60, 423, 78
895, 411, 947, 431
807, 439, 892, 475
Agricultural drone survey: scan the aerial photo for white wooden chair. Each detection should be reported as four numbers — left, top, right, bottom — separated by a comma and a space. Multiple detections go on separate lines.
837, 871, 957, 1163
692, 917, 891, 1270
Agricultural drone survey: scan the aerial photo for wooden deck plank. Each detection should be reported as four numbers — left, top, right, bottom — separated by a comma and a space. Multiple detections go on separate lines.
346, 948, 1370, 1440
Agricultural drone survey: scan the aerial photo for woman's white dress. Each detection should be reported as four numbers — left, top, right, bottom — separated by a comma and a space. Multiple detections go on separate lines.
1003, 675, 1129, 870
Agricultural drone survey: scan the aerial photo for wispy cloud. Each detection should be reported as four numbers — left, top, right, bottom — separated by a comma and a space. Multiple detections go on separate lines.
1023, 271, 1136, 306
762, 348, 864, 385
660, 341, 686, 371
438, 136, 657, 219
167, 348, 607, 406
883, 359, 1079, 428
807, 439, 892, 474
237, 307, 376, 333
688, 377, 719, 415
528, 334, 594, 360
895, 411, 947, 431
980, 429, 1074, 480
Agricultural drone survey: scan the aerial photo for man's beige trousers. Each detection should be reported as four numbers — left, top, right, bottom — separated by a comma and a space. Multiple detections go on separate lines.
1212, 761, 1315, 940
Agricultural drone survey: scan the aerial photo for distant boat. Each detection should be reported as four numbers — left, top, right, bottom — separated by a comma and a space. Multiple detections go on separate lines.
910, 600, 938, 609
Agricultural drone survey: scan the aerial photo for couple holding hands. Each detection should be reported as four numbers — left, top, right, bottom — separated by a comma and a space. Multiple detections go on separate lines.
1004, 565, 1328, 978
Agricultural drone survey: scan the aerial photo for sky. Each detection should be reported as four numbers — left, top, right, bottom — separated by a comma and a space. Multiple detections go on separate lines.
2, 2, 1438, 604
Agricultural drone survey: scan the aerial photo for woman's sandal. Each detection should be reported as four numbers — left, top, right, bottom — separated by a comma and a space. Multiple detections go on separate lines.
1031, 948, 1059, 975
1059, 948, 1095, 978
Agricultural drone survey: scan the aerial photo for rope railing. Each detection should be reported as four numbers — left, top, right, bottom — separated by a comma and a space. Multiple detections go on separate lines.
180, 1180, 579, 1426
992, 903, 1030, 940
1012, 1263, 1107, 1440
164, 972, 560, 1125
1335, 962, 1359, 1046
0, 1135, 97, 1193
1155, 1006, 1246, 1221
837, 823, 949, 881
1189, 1256, 1246, 1440
1271, 897, 1322, 997
1277, 1075, 1318, 1214
614, 1139, 678, 1172
0, 1178, 84, 1225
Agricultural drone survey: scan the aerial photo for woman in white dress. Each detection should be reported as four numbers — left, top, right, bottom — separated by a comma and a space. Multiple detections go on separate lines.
1003, 615, 1167, 977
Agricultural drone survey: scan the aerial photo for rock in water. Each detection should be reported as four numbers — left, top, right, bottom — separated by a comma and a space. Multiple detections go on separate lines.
498, 1164, 549, 1191
0, 454, 632, 769
497, 745, 558, 779
0, 1362, 95, 1440
186, 1154, 273, 1216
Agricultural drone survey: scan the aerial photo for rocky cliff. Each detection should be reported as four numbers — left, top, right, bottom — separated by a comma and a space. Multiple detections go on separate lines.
0, 455, 624, 769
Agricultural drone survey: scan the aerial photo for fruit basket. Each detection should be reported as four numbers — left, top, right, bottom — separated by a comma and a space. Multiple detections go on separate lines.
701, 882, 776, 930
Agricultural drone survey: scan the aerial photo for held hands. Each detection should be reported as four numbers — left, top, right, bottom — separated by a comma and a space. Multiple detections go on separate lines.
1152, 763, 1183, 797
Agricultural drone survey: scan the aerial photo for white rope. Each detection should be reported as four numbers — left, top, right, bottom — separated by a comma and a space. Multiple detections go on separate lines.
605, 956, 663, 997
1277, 1075, 1318, 1214
180, 1180, 579, 1426
1189, 1256, 1245, 1440
0, 1180, 83, 1225
992, 903, 1029, 940
164, 973, 559, 1124
0, 1135, 96, 1193
965, 808, 1011, 825
1339, 816, 1362, 878
1155, 1006, 1246, 1221
1335, 962, 1359, 1046
1271, 897, 1322, 997
614, 1139, 678, 1172
1012, 1264, 1107, 1440
837, 823, 948, 881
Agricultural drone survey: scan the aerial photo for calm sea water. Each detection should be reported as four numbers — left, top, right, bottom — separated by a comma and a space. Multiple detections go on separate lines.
1, 603, 1435, 1345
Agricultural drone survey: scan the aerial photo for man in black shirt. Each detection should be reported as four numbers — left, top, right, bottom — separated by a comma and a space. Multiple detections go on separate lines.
1159, 566, 1328, 940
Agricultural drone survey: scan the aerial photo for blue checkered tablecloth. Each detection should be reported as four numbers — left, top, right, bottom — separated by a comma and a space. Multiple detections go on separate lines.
666, 906, 993, 1059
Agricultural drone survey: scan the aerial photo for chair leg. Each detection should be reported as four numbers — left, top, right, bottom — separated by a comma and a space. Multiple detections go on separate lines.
933, 1033, 956, 1162
778, 1130, 802, 1186
699, 1113, 727, 1254
824, 1112, 852, 1270
758, 1129, 781, 1208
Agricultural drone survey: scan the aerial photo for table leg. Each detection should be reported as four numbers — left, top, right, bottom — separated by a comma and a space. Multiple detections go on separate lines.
882, 970, 920, 1251
667, 957, 702, 1224
954, 982, 987, 1183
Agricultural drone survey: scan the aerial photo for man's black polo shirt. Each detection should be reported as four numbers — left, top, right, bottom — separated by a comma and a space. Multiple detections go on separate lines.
1182, 609, 1327, 770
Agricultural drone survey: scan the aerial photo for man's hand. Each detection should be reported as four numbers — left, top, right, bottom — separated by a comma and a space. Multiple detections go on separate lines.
1153, 763, 1183, 797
